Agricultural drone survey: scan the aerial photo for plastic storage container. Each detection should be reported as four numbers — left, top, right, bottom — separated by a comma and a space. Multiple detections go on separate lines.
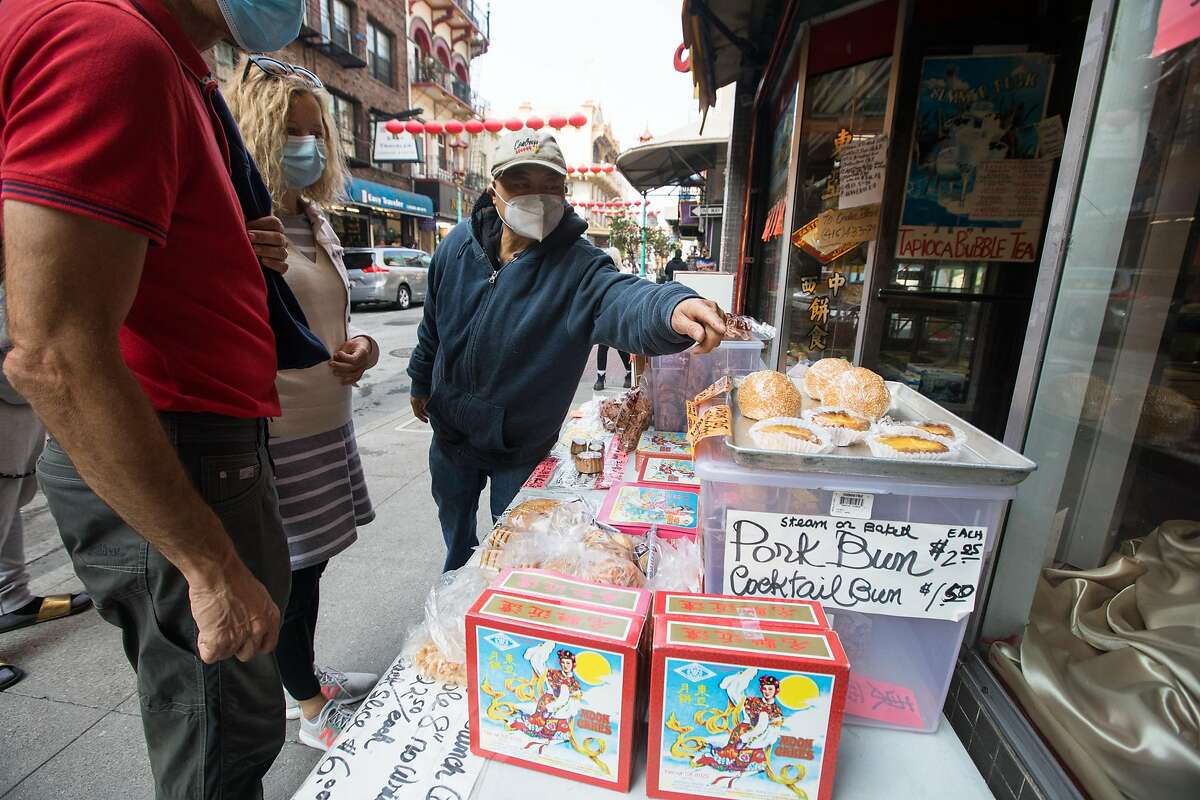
695, 440, 1017, 733
643, 339, 766, 431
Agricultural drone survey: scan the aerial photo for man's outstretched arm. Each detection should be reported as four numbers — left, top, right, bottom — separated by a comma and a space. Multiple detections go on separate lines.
3, 201, 279, 663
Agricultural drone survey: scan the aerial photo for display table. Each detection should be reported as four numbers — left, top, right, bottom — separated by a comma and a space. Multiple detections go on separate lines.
292, 652, 993, 800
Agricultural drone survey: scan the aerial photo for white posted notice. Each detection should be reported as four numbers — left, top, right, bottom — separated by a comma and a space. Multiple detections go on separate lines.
292, 656, 483, 800
723, 510, 988, 621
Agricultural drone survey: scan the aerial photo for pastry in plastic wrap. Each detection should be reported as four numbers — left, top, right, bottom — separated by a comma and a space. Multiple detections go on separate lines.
574, 451, 604, 474
825, 366, 891, 419
414, 639, 467, 685
505, 498, 561, 531
580, 549, 646, 588
749, 417, 832, 453
803, 357, 853, 401
737, 370, 803, 420
600, 387, 654, 450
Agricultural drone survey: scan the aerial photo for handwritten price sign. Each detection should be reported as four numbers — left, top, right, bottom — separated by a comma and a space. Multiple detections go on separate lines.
722, 510, 988, 621
293, 657, 483, 800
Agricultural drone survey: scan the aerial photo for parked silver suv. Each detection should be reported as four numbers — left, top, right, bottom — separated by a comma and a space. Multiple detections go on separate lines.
344, 247, 431, 310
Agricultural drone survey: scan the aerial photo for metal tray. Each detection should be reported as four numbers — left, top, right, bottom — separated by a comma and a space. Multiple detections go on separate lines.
726, 382, 1037, 486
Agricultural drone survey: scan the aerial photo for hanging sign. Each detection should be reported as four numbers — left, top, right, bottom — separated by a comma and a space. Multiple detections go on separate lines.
722, 510, 989, 621
372, 122, 421, 163
838, 135, 889, 209
293, 657, 484, 800
895, 54, 1054, 262
1152, 0, 1200, 57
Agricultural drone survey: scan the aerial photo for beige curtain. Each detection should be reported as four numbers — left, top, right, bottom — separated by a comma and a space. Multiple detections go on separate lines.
991, 520, 1200, 799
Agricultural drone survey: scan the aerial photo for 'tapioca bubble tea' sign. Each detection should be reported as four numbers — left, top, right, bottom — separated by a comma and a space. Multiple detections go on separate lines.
465, 589, 646, 792
646, 617, 849, 800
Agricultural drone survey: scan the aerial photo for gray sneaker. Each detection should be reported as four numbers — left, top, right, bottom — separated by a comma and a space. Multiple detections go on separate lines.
298, 698, 357, 751
285, 666, 378, 720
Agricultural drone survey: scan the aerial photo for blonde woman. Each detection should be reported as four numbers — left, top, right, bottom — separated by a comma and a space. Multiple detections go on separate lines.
227, 55, 379, 751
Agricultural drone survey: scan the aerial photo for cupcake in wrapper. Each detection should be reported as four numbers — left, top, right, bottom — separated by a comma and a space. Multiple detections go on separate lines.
908, 420, 967, 447
749, 417, 833, 454
803, 406, 873, 447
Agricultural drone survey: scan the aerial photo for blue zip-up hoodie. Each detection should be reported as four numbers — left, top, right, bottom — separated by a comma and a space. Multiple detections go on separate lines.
407, 192, 698, 467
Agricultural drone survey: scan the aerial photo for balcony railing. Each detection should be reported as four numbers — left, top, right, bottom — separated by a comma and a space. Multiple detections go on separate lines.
411, 57, 488, 117
452, 0, 490, 41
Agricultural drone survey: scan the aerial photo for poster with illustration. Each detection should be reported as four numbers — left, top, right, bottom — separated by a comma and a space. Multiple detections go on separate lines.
474, 626, 625, 783
598, 484, 700, 536
638, 456, 699, 488
896, 54, 1054, 262
657, 657, 837, 799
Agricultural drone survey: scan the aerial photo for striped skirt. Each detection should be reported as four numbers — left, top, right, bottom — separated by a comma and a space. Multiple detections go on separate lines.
270, 422, 374, 570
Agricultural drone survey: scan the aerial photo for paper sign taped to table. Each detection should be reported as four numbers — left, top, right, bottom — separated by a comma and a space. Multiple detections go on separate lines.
965, 160, 1054, 221
817, 204, 881, 249
522, 456, 559, 489
293, 656, 482, 800
722, 509, 988, 621
838, 135, 888, 209
686, 403, 731, 445
1037, 115, 1065, 159
692, 375, 733, 405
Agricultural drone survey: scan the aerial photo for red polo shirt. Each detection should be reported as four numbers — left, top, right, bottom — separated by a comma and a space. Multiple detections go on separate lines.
0, 0, 280, 418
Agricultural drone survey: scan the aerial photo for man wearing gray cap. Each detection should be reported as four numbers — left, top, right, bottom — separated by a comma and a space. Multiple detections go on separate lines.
408, 131, 725, 571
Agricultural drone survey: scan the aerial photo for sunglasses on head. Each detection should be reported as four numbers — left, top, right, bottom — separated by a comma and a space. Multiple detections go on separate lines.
243, 55, 323, 89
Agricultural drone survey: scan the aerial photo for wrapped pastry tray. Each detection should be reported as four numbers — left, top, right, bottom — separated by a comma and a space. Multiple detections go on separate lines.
727, 382, 1036, 486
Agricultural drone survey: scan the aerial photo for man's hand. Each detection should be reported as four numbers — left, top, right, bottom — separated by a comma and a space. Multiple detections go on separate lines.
247, 216, 289, 274
189, 557, 281, 663
671, 298, 727, 354
411, 396, 430, 423
330, 337, 373, 385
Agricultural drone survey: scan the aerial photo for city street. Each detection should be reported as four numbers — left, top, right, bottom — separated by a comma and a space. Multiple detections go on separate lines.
0, 306, 611, 799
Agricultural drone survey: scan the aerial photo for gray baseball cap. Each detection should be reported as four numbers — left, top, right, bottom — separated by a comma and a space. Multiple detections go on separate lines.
491, 131, 568, 178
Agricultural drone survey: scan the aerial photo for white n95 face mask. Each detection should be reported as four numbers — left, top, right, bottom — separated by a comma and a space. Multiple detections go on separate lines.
493, 188, 565, 242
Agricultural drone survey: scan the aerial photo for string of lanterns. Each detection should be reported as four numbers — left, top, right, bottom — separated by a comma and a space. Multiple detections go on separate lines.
384, 113, 589, 136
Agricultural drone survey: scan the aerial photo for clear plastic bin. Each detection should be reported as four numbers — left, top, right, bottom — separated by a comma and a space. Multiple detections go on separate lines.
695, 440, 1016, 733
642, 340, 766, 431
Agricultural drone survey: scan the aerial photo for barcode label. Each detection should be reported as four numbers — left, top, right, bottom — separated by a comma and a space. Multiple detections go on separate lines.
831, 492, 873, 519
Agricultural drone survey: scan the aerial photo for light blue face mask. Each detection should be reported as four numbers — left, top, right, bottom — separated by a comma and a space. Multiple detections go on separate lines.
216, 0, 305, 53
282, 136, 327, 189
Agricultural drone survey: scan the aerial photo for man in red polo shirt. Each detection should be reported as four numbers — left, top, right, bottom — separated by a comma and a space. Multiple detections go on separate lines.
0, 1, 306, 796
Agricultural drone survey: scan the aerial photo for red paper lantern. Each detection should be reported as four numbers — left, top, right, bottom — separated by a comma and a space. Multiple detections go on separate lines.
483, 119, 504, 133
526, 116, 545, 130
405, 120, 425, 134
424, 121, 444, 135
566, 166, 576, 174
464, 120, 485, 134
590, 165, 602, 174
505, 118, 524, 131
444, 120, 464, 134
385, 119, 404, 134
548, 115, 568, 129
603, 164, 615, 174
569, 113, 588, 128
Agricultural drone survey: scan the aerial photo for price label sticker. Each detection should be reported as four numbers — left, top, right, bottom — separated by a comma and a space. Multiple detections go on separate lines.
831, 491, 873, 519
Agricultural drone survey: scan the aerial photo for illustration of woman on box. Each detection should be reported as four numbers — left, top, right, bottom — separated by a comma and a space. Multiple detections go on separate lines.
508, 644, 584, 750
695, 672, 785, 785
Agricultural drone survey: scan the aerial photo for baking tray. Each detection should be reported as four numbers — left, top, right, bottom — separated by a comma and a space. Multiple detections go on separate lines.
726, 382, 1037, 486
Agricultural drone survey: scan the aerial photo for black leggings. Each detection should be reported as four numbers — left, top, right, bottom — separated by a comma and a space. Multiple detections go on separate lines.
276, 560, 328, 700
596, 345, 631, 372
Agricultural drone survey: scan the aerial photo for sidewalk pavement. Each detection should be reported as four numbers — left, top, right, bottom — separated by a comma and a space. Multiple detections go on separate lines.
0, 344, 621, 799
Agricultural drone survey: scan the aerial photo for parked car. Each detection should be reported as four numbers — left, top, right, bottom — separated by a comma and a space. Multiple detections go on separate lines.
344, 247, 431, 310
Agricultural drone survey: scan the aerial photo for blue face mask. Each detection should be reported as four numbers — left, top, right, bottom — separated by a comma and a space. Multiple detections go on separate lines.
216, 0, 305, 52
282, 135, 327, 189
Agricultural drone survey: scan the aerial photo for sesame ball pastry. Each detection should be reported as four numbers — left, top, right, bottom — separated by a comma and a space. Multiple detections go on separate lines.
824, 367, 891, 419
803, 357, 852, 401
737, 370, 803, 420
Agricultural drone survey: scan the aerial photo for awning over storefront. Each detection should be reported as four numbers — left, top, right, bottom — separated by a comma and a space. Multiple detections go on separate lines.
346, 177, 434, 218
681, 0, 854, 110
615, 90, 732, 191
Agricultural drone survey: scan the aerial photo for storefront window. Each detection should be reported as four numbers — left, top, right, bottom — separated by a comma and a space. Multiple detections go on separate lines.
746, 85, 797, 331
990, 7, 1200, 798
781, 56, 891, 365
